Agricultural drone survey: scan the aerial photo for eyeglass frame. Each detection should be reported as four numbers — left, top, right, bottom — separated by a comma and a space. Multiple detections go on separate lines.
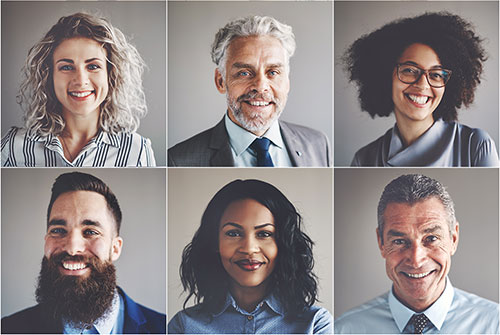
396, 63, 452, 88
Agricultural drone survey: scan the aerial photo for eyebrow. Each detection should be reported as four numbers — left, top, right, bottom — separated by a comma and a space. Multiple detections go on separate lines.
55, 57, 104, 64
386, 225, 445, 238
400, 61, 443, 69
386, 229, 406, 238
47, 219, 102, 228
231, 62, 285, 70
221, 222, 275, 230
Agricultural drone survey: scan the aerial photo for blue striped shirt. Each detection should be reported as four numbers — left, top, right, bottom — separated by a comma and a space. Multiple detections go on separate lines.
1, 127, 155, 167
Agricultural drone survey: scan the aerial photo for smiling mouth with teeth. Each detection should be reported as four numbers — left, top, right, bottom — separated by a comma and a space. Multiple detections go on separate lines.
246, 101, 271, 107
69, 91, 94, 98
235, 259, 264, 271
62, 261, 88, 271
402, 270, 435, 279
406, 94, 430, 105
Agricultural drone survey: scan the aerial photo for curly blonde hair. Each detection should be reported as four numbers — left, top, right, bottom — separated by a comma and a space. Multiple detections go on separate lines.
18, 12, 147, 136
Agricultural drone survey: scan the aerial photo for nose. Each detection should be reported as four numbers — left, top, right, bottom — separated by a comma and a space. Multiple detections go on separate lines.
413, 72, 430, 89
63, 231, 86, 256
72, 67, 89, 87
406, 242, 428, 268
251, 72, 270, 93
239, 235, 260, 255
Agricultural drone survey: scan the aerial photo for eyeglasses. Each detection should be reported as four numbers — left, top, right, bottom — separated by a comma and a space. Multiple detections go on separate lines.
396, 63, 452, 88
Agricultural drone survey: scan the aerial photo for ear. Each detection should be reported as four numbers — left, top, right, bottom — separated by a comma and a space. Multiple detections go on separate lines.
215, 68, 226, 94
376, 227, 386, 258
450, 221, 459, 256
110, 236, 123, 262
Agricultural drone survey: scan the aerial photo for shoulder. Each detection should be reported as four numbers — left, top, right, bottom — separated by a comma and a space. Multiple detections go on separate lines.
105, 131, 156, 167
452, 122, 499, 166
120, 288, 166, 333
1, 127, 46, 167
301, 305, 333, 334
169, 127, 217, 153
453, 287, 499, 315
351, 128, 392, 166
279, 120, 328, 143
334, 293, 391, 333
1, 304, 59, 333
168, 305, 209, 334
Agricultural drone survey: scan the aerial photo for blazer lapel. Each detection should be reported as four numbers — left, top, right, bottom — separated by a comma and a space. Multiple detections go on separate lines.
279, 121, 308, 167
209, 118, 235, 166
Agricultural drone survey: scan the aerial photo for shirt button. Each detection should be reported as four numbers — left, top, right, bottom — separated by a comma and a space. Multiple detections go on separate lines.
247, 315, 254, 321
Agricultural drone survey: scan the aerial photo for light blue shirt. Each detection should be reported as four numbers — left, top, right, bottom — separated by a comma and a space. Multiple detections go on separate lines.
63, 290, 125, 334
168, 293, 332, 334
334, 279, 499, 334
224, 113, 293, 167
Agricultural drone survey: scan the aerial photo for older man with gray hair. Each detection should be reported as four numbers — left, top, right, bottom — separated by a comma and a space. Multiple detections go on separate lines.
335, 174, 499, 334
168, 16, 330, 167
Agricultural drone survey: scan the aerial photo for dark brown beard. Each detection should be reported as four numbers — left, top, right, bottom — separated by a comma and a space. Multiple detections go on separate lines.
35, 253, 116, 329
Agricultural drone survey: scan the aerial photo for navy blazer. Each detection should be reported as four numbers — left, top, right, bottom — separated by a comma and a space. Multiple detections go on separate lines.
1, 287, 166, 334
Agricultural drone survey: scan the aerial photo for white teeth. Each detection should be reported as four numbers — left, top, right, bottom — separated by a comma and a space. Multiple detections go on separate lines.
69, 91, 92, 98
62, 262, 87, 270
405, 271, 432, 278
407, 94, 429, 104
248, 101, 270, 106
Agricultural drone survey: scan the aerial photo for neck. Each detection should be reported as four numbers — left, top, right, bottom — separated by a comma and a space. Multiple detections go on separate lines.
395, 114, 434, 147
229, 281, 268, 313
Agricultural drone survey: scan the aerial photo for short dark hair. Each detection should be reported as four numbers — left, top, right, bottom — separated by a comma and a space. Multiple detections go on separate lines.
377, 174, 456, 244
180, 179, 318, 316
344, 12, 486, 121
47, 172, 122, 234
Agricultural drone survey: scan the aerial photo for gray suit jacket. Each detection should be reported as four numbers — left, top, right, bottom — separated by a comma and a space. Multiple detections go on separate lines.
168, 118, 330, 167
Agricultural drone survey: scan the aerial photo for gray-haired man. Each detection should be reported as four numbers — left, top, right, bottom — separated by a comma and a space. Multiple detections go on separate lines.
168, 16, 330, 167
335, 174, 499, 334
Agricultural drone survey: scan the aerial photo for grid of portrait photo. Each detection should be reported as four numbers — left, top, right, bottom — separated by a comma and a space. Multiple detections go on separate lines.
0, 1, 498, 334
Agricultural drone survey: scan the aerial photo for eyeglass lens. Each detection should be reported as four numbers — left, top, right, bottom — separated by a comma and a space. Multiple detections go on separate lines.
398, 65, 450, 87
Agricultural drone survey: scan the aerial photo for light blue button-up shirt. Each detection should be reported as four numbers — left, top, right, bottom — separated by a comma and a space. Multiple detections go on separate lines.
224, 113, 293, 167
168, 293, 332, 334
63, 290, 125, 334
334, 279, 499, 334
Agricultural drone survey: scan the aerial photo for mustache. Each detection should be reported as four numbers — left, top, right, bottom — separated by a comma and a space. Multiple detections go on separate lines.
48, 252, 103, 270
237, 90, 277, 104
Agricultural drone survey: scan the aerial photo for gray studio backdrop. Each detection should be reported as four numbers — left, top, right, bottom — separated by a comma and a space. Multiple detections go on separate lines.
1, 168, 166, 317
334, 1, 499, 166
334, 168, 499, 318
168, 168, 333, 320
168, 1, 332, 148
1, 1, 166, 165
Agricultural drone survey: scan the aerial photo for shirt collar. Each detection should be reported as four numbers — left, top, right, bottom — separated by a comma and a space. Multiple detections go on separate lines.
389, 119, 446, 159
213, 292, 284, 318
63, 289, 121, 334
389, 277, 454, 332
25, 128, 121, 149
224, 113, 286, 156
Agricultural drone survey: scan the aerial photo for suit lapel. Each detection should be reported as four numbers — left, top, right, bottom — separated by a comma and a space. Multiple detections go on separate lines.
280, 121, 307, 167
209, 118, 235, 166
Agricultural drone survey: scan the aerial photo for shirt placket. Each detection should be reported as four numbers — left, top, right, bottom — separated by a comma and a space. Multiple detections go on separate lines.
243, 313, 256, 334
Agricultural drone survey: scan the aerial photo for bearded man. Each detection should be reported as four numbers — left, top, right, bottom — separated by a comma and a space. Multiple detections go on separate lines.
168, 15, 330, 167
1, 172, 166, 334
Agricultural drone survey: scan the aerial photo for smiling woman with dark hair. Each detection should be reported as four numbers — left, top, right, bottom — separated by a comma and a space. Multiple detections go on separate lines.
168, 179, 332, 334
345, 12, 498, 167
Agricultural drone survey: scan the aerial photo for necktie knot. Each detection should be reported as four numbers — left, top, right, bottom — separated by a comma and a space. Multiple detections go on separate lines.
410, 313, 429, 334
250, 137, 274, 167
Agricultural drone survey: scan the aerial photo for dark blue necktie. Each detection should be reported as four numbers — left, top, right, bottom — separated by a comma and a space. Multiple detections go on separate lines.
250, 137, 274, 167
410, 313, 429, 334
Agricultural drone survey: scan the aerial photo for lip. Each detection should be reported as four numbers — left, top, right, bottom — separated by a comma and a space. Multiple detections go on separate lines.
243, 100, 273, 107
234, 259, 265, 271
59, 260, 90, 276
404, 93, 432, 108
400, 269, 436, 279
68, 90, 95, 101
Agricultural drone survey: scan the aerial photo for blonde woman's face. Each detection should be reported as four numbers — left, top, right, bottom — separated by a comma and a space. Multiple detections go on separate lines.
52, 37, 109, 121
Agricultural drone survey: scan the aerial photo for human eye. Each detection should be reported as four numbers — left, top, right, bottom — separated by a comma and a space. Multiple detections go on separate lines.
237, 70, 251, 77
49, 227, 67, 235
392, 238, 407, 246
257, 230, 274, 238
429, 71, 445, 80
400, 65, 419, 75
83, 229, 99, 236
268, 69, 280, 76
225, 229, 242, 237
58, 64, 74, 71
87, 63, 101, 71
425, 235, 438, 243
